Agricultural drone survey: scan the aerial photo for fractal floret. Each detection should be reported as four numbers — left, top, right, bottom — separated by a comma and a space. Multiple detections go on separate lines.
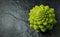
28, 4, 57, 32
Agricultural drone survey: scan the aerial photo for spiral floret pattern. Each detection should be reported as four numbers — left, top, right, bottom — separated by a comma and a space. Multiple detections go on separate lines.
28, 4, 57, 32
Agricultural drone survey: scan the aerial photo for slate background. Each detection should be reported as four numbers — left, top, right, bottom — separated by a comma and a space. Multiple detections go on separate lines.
0, 0, 60, 37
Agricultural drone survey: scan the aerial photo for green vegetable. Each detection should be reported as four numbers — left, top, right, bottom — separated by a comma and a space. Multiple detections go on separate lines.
28, 4, 57, 32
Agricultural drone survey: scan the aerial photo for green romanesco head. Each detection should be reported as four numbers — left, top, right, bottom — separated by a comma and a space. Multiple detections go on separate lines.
28, 4, 57, 32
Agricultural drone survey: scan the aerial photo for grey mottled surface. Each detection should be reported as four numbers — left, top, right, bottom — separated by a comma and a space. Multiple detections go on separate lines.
0, 0, 60, 37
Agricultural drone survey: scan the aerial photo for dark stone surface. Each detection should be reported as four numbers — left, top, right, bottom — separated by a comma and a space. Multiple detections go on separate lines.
0, 0, 60, 37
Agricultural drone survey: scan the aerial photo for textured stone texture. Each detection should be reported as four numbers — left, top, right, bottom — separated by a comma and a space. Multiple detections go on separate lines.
0, 0, 60, 37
